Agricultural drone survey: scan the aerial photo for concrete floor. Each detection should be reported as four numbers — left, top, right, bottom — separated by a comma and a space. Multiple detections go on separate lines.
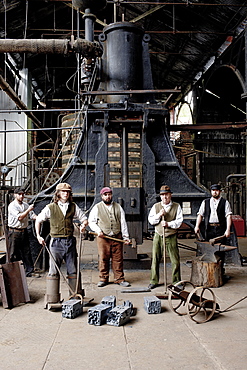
0, 236, 247, 370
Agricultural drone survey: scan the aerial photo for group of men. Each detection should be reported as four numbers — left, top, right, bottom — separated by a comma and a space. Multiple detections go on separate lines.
7, 181, 232, 293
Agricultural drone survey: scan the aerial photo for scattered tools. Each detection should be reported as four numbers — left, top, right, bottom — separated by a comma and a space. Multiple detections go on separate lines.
0, 205, 30, 309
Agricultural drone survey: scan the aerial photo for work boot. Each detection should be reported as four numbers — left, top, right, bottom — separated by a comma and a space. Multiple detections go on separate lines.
118, 281, 130, 287
97, 281, 107, 287
148, 283, 158, 289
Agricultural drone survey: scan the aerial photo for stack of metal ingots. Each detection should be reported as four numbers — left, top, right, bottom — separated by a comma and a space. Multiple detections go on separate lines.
88, 296, 133, 326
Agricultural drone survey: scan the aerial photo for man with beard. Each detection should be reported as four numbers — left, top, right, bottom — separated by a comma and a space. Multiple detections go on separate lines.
8, 187, 35, 277
194, 184, 232, 242
88, 187, 131, 287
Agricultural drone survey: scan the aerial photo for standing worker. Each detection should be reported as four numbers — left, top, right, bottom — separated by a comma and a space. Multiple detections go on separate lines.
35, 183, 88, 304
194, 183, 232, 242
88, 187, 131, 287
148, 185, 183, 289
8, 187, 35, 277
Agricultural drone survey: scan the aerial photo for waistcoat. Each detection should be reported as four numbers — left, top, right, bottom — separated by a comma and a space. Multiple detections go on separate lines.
49, 202, 75, 238
204, 197, 226, 237
97, 201, 121, 236
154, 202, 179, 237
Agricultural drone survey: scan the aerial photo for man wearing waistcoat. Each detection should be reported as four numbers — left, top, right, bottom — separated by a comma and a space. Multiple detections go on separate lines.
88, 187, 131, 287
35, 183, 88, 304
194, 184, 232, 242
148, 185, 183, 289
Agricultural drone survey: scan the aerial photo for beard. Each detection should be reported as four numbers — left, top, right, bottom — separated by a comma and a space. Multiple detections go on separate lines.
103, 199, 112, 205
212, 194, 220, 199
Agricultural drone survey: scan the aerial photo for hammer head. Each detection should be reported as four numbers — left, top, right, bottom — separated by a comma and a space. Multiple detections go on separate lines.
209, 234, 225, 246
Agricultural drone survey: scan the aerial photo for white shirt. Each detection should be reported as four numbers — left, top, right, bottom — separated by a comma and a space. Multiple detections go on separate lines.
36, 201, 87, 223
197, 197, 232, 223
88, 202, 129, 240
8, 199, 34, 229
148, 201, 183, 229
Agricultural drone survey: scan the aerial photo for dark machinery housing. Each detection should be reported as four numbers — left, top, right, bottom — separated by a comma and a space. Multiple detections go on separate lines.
30, 1, 240, 264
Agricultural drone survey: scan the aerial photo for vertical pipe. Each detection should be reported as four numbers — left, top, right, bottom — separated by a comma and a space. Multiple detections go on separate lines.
75, 8, 81, 111
31, 148, 34, 195
84, 9, 95, 42
245, 27, 247, 234
4, 119, 6, 165
122, 126, 128, 188
3, 119, 7, 186
195, 152, 200, 186
84, 110, 88, 211
114, 3, 117, 23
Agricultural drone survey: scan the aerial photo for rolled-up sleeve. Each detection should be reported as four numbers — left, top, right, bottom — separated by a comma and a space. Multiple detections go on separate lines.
119, 206, 129, 240
75, 204, 87, 223
148, 204, 161, 225
36, 205, 50, 223
88, 205, 102, 235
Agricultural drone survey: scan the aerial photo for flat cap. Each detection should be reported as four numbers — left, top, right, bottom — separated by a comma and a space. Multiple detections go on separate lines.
100, 186, 112, 195
56, 183, 72, 192
160, 185, 172, 194
210, 184, 221, 190
14, 187, 25, 194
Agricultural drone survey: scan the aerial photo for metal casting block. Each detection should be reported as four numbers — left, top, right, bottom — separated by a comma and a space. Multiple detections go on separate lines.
106, 301, 133, 326
87, 304, 112, 326
144, 296, 161, 314
100, 295, 116, 309
62, 298, 83, 319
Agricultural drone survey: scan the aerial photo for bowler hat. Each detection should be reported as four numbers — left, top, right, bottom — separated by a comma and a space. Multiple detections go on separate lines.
160, 185, 172, 194
100, 187, 112, 195
210, 184, 221, 191
56, 183, 72, 192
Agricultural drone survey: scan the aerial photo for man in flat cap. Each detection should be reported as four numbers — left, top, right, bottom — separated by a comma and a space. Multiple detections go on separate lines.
88, 186, 131, 287
8, 187, 36, 276
148, 185, 183, 289
194, 183, 232, 242
35, 183, 88, 304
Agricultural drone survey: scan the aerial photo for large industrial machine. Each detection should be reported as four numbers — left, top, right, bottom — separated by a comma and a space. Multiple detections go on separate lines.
0, 0, 241, 265
32, 0, 209, 254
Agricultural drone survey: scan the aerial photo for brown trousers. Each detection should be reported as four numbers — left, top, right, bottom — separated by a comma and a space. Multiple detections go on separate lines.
97, 233, 125, 283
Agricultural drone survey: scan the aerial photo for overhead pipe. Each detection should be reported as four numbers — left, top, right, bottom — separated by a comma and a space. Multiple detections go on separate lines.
0, 38, 102, 57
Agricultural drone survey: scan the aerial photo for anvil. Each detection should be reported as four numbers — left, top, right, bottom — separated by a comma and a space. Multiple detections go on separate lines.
195, 240, 237, 263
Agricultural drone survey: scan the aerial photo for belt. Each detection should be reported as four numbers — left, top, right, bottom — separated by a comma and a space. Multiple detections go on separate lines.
9, 227, 26, 232
209, 223, 220, 227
